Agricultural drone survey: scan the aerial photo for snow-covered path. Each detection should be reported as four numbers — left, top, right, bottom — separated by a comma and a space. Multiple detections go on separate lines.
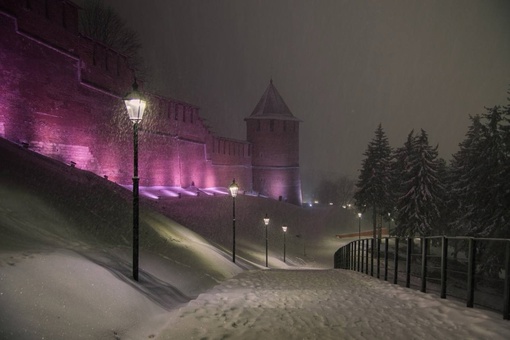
155, 269, 510, 340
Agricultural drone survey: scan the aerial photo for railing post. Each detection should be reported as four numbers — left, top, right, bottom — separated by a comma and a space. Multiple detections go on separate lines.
406, 238, 413, 288
359, 240, 365, 273
346, 244, 350, 269
365, 239, 370, 275
503, 241, 510, 320
421, 237, 428, 293
369, 238, 374, 276
376, 238, 381, 278
357, 240, 361, 272
352, 242, 356, 271
367, 239, 371, 275
440, 236, 448, 299
384, 237, 389, 281
467, 238, 476, 308
345, 246, 348, 269
393, 237, 399, 284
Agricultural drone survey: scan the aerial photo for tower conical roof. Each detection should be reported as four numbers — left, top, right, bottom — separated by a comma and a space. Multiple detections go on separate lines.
246, 80, 300, 121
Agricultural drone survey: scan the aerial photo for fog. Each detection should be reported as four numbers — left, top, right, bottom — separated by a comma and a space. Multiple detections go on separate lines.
100, 0, 510, 197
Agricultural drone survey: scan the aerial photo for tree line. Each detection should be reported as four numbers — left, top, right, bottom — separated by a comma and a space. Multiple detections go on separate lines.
354, 91, 510, 239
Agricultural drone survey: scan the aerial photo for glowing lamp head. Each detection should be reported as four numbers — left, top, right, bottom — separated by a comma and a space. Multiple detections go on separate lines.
358, 212, 362, 218
282, 225, 288, 233
263, 213, 270, 226
229, 179, 239, 198
124, 79, 146, 123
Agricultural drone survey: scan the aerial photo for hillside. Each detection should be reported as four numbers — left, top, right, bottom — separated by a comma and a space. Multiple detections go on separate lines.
0, 136, 365, 338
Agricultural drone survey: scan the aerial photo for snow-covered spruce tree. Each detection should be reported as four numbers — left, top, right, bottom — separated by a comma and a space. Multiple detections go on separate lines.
448, 115, 485, 236
448, 101, 510, 278
454, 106, 509, 238
394, 129, 444, 237
354, 124, 393, 238
389, 130, 415, 235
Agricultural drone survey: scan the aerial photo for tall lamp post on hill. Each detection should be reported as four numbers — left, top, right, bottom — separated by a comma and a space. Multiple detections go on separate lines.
229, 179, 239, 263
263, 213, 270, 267
124, 79, 147, 282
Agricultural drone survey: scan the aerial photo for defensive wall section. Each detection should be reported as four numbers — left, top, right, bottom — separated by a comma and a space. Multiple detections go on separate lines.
0, 0, 253, 191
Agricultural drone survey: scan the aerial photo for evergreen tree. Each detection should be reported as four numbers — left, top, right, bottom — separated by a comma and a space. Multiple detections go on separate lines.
448, 102, 510, 277
354, 124, 393, 238
459, 106, 508, 237
389, 130, 415, 231
448, 115, 485, 236
394, 129, 444, 237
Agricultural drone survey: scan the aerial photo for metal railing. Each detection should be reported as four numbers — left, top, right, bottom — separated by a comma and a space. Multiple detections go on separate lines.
334, 236, 510, 320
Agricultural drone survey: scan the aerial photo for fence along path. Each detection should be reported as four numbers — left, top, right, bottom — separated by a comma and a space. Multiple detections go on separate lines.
334, 236, 510, 320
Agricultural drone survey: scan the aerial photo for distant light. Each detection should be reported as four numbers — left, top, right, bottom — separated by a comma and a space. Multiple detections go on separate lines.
314, 200, 319, 204
264, 213, 270, 226
282, 225, 288, 232
329, 202, 333, 206
358, 212, 362, 218
342, 205, 346, 209
348, 204, 352, 208
309, 203, 313, 207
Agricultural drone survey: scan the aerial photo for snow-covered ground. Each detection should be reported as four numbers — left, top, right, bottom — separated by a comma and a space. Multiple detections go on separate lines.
1, 137, 510, 339
156, 269, 510, 340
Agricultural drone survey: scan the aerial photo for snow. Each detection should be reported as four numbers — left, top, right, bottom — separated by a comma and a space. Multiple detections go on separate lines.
156, 270, 510, 340
1, 138, 510, 339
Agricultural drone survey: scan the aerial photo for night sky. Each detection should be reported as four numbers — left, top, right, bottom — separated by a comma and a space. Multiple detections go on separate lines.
100, 0, 510, 198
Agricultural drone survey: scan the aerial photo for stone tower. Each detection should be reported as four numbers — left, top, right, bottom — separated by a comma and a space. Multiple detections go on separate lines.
245, 80, 302, 205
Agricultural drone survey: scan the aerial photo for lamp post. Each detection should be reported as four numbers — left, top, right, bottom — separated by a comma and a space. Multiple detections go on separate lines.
263, 213, 270, 267
229, 179, 239, 263
358, 212, 362, 240
124, 79, 147, 282
282, 225, 287, 263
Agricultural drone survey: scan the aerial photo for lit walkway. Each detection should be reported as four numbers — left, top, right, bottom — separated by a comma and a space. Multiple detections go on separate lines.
154, 269, 510, 339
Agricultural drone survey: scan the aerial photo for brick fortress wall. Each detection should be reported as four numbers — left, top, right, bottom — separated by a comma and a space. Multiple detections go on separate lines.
0, 0, 300, 204
0, 0, 252, 191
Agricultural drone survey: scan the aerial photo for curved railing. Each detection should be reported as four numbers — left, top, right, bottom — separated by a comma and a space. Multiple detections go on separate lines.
334, 236, 510, 320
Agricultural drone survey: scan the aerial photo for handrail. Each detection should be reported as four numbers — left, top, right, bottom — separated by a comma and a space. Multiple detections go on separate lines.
334, 235, 510, 320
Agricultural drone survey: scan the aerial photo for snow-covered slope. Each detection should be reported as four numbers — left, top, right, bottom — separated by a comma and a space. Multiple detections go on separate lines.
0, 138, 245, 338
2, 138, 510, 339
0, 136, 351, 338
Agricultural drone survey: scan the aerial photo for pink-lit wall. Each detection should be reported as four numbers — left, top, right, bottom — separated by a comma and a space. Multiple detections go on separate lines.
0, 0, 300, 204
246, 118, 302, 205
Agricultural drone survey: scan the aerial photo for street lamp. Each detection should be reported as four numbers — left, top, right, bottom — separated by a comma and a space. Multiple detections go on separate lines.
124, 79, 146, 282
229, 179, 239, 263
358, 212, 362, 240
282, 225, 288, 263
263, 213, 270, 267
